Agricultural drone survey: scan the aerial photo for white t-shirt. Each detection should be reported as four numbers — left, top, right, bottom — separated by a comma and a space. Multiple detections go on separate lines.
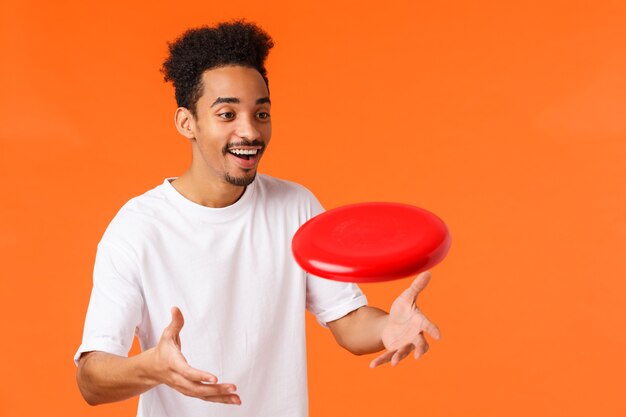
75, 174, 367, 417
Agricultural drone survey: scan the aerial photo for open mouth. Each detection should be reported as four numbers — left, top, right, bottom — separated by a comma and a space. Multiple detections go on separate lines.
227, 148, 260, 160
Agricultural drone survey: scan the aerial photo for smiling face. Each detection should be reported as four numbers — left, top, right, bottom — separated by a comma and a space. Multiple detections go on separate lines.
181, 65, 272, 187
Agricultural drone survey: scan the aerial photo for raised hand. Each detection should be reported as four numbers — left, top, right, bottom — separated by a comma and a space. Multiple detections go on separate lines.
369, 271, 441, 368
152, 307, 241, 405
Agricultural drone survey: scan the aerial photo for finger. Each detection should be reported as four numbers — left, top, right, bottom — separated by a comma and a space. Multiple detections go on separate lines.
194, 382, 237, 397
414, 344, 429, 359
179, 363, 218, 384
391, 344, 415, 366
369, 350, 396, 368
181, 387, 240, 405
412, 313, 441, 341
423, 319, 441, 341
398, 271, 432, 304
201, 394, 241, 405
414, 335, 429, 359
164, 306, 185, 338
173, 375, 236, 398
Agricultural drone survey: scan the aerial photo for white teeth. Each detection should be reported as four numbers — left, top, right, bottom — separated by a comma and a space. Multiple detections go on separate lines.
229, 149, 258, 155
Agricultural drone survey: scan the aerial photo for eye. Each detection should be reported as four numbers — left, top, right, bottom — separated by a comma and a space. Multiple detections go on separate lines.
218, 112, 235, 120
257, 112, 271, 120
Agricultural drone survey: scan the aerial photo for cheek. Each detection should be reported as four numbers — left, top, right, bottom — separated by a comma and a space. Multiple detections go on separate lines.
197, 127, 226, 153
263, 124, 272, 140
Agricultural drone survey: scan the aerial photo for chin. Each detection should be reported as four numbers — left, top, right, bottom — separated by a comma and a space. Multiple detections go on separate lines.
224, 171, 257, 186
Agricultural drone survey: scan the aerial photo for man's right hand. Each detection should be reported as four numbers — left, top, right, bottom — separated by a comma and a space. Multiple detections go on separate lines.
150, 306, 241, 405
77, 307, 241, 406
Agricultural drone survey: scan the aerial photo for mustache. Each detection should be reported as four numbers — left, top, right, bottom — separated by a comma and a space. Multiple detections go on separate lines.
223, 140, 266, 154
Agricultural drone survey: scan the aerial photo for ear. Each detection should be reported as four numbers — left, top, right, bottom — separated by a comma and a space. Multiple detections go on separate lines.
174, 107, 196, 140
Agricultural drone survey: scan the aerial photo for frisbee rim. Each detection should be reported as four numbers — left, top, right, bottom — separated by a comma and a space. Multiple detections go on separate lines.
291, 202, 451, 283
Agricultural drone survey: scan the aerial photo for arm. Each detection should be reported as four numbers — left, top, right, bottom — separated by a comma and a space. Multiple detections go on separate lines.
76, 349, 159, 405
76, 307, 241, 406
327, 271, 441, 368
327, 306, 389, 355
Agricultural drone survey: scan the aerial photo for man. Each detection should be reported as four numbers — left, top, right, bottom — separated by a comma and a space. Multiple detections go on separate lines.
75, 20, 440, 416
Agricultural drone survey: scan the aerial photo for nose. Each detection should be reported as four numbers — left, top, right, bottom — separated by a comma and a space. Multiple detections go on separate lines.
235, 115, 261, 142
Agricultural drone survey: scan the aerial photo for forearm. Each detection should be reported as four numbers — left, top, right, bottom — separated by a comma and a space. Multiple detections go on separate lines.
328, 306, 389, 355
76, 348, 160, 405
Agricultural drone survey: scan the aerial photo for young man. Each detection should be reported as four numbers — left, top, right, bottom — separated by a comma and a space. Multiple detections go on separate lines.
75, 20, 440, 416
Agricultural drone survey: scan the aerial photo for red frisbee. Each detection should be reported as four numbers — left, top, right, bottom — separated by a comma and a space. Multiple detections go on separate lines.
292, 202, 451, 283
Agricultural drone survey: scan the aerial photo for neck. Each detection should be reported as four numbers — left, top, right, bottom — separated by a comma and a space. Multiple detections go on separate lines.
170, 168, 246, 208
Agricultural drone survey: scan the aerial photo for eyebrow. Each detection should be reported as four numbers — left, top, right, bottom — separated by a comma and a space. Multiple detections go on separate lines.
210, 96, 271, 107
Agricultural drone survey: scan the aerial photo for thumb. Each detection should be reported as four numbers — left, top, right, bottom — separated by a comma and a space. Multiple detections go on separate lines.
398, 271, 432, 304
164, 306, 185, 338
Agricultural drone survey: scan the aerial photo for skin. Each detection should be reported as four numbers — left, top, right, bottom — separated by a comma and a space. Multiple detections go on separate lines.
77, 308, 241, 405
171, 65, 272, 208
328, 271, 441, 368
76, 65, 441, 407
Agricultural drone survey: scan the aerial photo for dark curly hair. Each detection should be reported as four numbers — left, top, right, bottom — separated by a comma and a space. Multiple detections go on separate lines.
161, 20, 274, 117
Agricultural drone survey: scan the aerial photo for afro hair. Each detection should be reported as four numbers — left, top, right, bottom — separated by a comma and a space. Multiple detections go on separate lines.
161, 20, 274, 117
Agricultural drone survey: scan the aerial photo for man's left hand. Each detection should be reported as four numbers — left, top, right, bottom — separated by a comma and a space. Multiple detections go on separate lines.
369, 271, 441, 368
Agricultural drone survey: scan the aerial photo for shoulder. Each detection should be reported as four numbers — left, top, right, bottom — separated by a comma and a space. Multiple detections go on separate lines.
254, 174, 324, 220
255, 174, 320, 204
99, 181, 171, 246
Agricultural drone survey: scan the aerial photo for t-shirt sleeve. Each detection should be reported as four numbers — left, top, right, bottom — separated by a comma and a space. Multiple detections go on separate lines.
300, 186, 368, 327
306, 274, 368, 327
74, 239, 144, 366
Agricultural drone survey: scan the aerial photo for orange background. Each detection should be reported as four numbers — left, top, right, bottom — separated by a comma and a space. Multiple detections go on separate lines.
1, 1, 625, 416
